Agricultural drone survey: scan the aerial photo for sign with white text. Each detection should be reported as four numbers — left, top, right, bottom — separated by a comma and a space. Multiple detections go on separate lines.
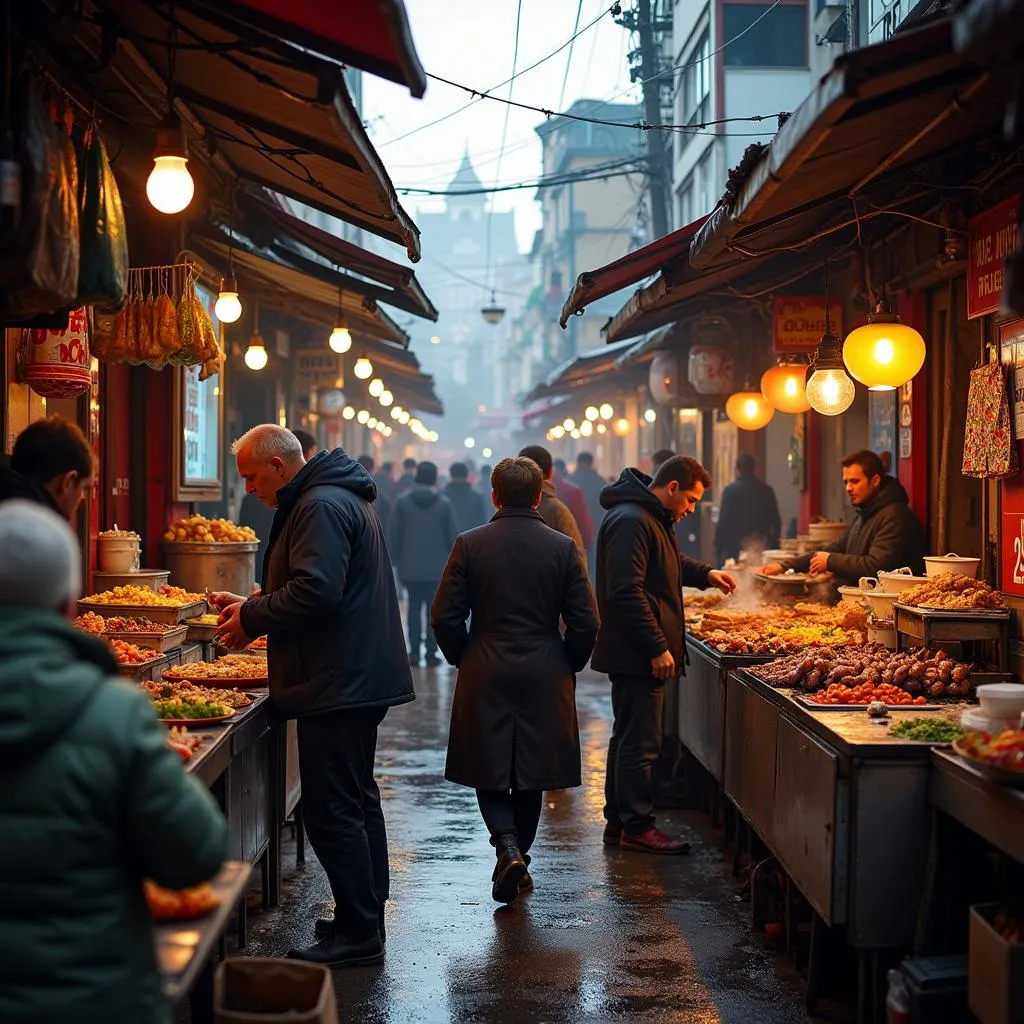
968, 195, 1020, 319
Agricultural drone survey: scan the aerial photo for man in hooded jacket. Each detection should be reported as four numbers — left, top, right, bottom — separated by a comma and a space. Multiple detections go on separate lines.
390, 461, 460, 666
211, 425, 414, 969
0, 501, 227, 1024
593, 457, 735, 854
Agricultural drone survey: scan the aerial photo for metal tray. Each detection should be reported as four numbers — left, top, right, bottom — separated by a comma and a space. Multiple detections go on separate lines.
896, 603, 1009, 617
78, 599, 206, 625
796, 695, 942, 711
106, 624, 187, 652
952, 738, 1024, 787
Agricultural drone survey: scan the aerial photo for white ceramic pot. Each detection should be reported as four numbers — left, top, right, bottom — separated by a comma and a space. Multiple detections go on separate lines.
923, 553, 981, 579
877, 568, 930, 594
838, 585, 867, 607
862, 589, 898, 620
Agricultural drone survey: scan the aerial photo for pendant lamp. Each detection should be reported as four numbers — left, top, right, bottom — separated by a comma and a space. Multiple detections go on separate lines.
760, 359, 811, 414
244, 302, 268, 371
806, 262, 855, 416
146, 25, 194, 215
215, 192, 242, 323
329, 288, 352, 354
842, 239, 925, 390
725, 389, 775, 431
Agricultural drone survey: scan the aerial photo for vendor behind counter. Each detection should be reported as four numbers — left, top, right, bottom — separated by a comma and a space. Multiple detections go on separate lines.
763, 449, 926, 587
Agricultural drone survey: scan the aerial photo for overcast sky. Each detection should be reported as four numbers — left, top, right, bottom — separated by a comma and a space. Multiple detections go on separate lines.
362, 0, 642, 255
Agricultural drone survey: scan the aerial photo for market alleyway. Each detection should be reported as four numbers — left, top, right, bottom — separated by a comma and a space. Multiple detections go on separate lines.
233, 667, 813, 1023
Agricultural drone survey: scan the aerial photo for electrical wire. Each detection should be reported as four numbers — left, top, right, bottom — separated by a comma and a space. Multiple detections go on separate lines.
558, 0, 585, 112
399, 157, 646, 196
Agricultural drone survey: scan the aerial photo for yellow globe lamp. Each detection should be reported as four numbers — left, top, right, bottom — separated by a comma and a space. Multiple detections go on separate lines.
725, 391, 775, 431
613, 417, 631, 437
842, 301, 925, 391
760, 362, 811, 414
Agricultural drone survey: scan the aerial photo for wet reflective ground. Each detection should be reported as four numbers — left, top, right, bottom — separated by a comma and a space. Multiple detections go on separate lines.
237, 666, 812, 1023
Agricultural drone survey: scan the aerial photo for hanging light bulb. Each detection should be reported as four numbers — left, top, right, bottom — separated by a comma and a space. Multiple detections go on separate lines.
342, 406, 355, 420
644, 409, 657, 423
562, 418, 576, 432
806, 262, 856, 416
614, 418, 631, 436
481, 289, 505, 325
368, 378, 385, 398
147, 116, 194, 214
760, 361, 811, 414
843, 236, 926, 391
596, 423, 607, 435
725, 390, 775, 431
356, 410, 370, 424
580, 420, 594, 437
329, 324, 352, 354
215, 272, 241, 324
243, 302, 267, 371
354, 356, 373, 380
379, 390, 394, 407
585, 406, 599, 422
599, 403, 614, 420
842, 300, 925, 390
367, 416, 378, 429
551, 425, 566, 439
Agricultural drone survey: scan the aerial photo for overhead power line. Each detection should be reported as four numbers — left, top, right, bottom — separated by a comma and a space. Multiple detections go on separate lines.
399, 157, 646, 196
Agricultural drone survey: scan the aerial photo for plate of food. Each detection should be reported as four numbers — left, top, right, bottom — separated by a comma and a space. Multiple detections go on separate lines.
144, 879, 221, 920
151, 696, 236, 726
162, 657, 268, 688
953, 730, 1024, 786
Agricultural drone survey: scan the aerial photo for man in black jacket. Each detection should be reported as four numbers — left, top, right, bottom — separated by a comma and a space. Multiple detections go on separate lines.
211, 425, 413, 968
593, 456, 735, 854
762, 449, 926, 584
443, 461, 487, 532
715, 453, 782, 566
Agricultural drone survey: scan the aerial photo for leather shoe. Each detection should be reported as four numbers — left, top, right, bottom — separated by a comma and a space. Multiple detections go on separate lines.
314, 916, 386, 945
491, 835, 527, 904
287, 934, 383, 967
602, 822, 622, 846
619, 827, 691, 855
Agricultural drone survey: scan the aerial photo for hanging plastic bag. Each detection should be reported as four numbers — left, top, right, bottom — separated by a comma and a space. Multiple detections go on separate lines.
21, 306, 91, 398
76, 126, 128, 310
0, 81, 80, 321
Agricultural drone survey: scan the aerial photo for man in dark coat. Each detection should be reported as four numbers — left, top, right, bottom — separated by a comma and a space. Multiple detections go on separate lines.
519, 445, 587, 571
715, 453, 782, 566
553, 458, 595, 551
762, 449, 927, 585
0, 415, 95, 521
395, 457, 418, 496
211, 425, 413, 968
444, 461, 487, 532
389, 461, 460, 666
432, 457, 598, 904
476, 464, 492, 496
357, 455, 392, 533
593, 456, 736, 854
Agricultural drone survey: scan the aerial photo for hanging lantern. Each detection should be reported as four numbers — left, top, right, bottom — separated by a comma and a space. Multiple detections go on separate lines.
760, 361, 811, 414
725, 390, 775, 431
353, 355, 373, 380
842, 300, 925, 391
22, 308, 92, 398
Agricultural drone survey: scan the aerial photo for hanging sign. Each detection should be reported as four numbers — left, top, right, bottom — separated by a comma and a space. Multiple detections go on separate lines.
295, 349, 341, 391
968, 194, 1020, 319
772, 297, 844, 354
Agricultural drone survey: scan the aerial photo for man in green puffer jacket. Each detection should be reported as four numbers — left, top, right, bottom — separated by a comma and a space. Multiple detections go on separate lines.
0, 501, 228, 1024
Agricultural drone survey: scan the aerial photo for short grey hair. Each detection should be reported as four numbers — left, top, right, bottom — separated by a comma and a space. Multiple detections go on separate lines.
231, 424, 304, 462
0, 500, 81, 610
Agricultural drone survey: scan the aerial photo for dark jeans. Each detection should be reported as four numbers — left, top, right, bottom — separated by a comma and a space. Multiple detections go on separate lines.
603, 674, 665, 835
297, 707, 389, 943
476, 789, 544, 854
405, 581, 438, 656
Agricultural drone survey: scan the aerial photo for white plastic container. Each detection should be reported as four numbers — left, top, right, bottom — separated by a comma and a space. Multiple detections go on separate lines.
838, 585, 867, 607
860, 585, 898, 620
867, 617, 897, 649
961, 706, 1020, 734
975, 683, 1024, 718
877, 568, 930, 594
97, 534, 141, 573
923, 553, 981, 578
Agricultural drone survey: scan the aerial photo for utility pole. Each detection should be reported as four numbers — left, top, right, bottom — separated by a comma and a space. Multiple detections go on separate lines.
636, 0, 670, 240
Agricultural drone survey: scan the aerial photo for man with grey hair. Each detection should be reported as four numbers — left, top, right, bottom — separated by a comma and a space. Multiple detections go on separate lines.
0, 501, 227, 1023
211, 424, 414, 967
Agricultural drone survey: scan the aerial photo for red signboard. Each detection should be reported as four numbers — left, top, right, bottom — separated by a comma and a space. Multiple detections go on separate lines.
773, 296, 844, 353
1000, 319, 1024, 596
968, 194, 1020, 320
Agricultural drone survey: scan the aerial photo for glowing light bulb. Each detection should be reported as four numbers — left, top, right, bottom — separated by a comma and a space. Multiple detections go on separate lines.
214, 287, 241, 324
329, 326, 352, 354
244, 338, 268, 371
806, 366, 856, 416
760, 363, 810, 414
379, 390, 394, 407
614, 418, 631, 436
147, 156, 194, 214
562, 418, 576, 431
599, 403, 614, 420
482, 447, 493, 457
464, 437, 475, 449
357, 410, 369, 424
342, 406, 355, 420
842, 305, 925, 391
725, 391, 774, 431
551, 425, 565, 439
596, 423, 607, 434
644, 409, 657, 423
585, 406, 599, 421
354, 357, 373, 380
368, 378, 385, 398
580, 421, 593, 437
430, 335, 441, 345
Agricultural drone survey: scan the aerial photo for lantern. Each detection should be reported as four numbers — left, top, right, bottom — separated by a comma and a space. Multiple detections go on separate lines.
725, 390, 775, 431
842, 300, 925, 390
760, 362, 811, 414
806, 329, 856, 416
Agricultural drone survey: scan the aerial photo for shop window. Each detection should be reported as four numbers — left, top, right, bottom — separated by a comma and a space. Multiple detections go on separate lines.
678, 28, 711, 157
723, 3, 808, 67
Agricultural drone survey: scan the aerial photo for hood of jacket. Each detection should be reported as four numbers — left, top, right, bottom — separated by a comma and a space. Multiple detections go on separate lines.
600, 468, 674, 526
276, 448, 376, 512
0, 607, 118, 766
408, 485, 442, 509
857, 475, 909, 520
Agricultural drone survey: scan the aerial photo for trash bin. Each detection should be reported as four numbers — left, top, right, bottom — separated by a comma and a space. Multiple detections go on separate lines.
214, 958, 338, 1024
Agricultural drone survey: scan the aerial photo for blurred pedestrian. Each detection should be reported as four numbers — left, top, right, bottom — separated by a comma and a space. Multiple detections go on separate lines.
568, 452, 606, 531
0, 501, 227, 1023
211, 425, 412, 967
553, 458, 594, 551
593, 456, 736, 854
389, 461, 459, 667
240, 427, 319, 584
374, 461, 397, 505
518, 445, 586, 570
396, 457, 417, 496
0, 414, 95, 521
357, 455, 392, 533
444, 461, 487, 532
476, 464, 492, 497
714, 453, 781, 567
432, 458, 598, 904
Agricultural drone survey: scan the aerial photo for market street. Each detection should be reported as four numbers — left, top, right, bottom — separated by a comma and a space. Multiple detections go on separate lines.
233, 667, 811, 1024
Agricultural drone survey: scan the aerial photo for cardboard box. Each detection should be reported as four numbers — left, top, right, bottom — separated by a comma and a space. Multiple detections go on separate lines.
214, 958, 338, 1024
969, 904, 1024, 1024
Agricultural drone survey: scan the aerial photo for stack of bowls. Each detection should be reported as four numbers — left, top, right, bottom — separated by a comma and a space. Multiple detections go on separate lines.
962, 683, 1024, 733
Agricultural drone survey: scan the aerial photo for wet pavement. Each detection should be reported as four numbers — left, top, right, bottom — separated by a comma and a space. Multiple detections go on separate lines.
234, 666, 813, 1023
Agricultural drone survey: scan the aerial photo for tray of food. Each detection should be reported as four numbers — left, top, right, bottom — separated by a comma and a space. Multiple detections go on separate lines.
953, 730, 1024, 786
214, 635, 268, 659
896, 574, 1005, 612
183, 612, 221, 641
140, 679, 253, 710
797, 688, 940, 710
151, 694, 237, 726
162, 655, 268, 688
79, 584, 206, 625
144, 879, 220, 920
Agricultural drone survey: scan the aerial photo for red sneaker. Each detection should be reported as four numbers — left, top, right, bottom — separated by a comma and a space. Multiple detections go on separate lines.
619, 827, 691, 855
602, 823, 622, 846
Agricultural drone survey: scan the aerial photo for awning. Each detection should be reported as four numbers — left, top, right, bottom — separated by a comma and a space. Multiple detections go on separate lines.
203, 0, 426, 97
524, 339, 646, 403
238, 189, 437, 320
606, 18, 1006, 342
96, 0, 421, 258
189, 230, 409, 346
559, 217, 707, 328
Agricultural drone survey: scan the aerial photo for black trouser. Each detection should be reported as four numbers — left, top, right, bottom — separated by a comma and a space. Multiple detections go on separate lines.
476, 789, 544, 855
297, 707, 389, 943
404, 581, 438, 656
603, 674, 665, 835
